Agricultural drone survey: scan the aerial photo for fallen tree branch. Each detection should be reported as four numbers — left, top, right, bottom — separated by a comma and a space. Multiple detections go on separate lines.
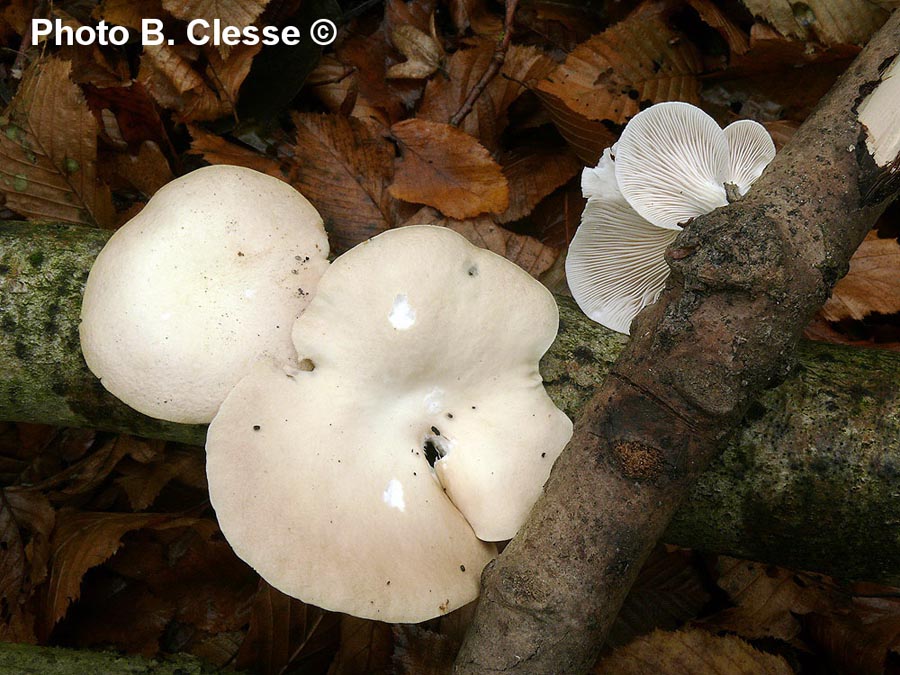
1, 222, 899, 588
456, 10, 900, 674
449, 0, 520, 127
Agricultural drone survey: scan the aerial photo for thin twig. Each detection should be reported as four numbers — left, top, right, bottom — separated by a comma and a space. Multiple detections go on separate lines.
449, 0, 520, 127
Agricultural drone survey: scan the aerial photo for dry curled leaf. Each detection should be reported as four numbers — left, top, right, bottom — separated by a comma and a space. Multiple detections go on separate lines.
740, 0, 889, 45
687, 0, 750, 55
707, 557, 841, 642
389, 119, 508, 220
0, 58, 113, 227
387, 25, 444, 80
594, 627, 794, 674
536, 2, 702, 126
821, 231, 900, 321
403, 207, 558, 277
138, 42, 261, 122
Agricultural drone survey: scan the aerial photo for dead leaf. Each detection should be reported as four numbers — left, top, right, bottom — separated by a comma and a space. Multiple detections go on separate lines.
706, 557, 842, 642
497, 143, 581, 224
822, 231, 900, 321
802, 313, 900, 352
138, 42, 261, 122
162, 0, 270, 30
189, 125, 283, 175
94, 0, 166, 31
328, 616, 393, 674
110, 141, 174, 198
608, 545, 710, 647
594, 627, 794, 674
387, 25, 444, 80
41, 510, 178, 638
0, 57, 113, 227
115, 449, 204, 511
404, 207, 558, 277
419, 41, 554, 150
687, 0, 750, 55
307, 57, 388, 126
389, 119, 509, 219
536, 2, 702, 126
288, 113, 398, 253
0, 488, 54, 642
740, 0, 889, 45
236, 580, 341, 675
806, 595, 900, 674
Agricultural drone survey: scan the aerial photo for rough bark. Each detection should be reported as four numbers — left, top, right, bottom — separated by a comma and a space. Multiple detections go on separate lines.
456, 10, 900, 674
1, 221, 900, 588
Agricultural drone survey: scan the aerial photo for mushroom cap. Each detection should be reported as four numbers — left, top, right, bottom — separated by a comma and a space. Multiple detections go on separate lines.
206, 225, 572, 622
80, 165, 329, 424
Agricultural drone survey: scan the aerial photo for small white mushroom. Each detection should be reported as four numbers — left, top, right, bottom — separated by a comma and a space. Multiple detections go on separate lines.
206, 225, 573, 622
567, 102, 776, 335
79, 165, 329, 423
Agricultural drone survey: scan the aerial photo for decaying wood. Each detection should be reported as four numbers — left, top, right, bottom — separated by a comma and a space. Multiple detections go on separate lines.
1, 222, 899, 590
456, 10, 900, 674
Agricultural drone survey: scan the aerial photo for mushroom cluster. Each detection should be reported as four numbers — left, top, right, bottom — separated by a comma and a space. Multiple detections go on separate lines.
80, 181, 572, 623
566, 102, 776, 334
80, 165, 329, 423
206, 225, 573, 622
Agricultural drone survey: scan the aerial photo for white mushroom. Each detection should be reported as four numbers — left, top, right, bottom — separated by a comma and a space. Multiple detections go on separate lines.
567, 102, 776, 334
79, 165, 329, 424
206, 225, 573, 622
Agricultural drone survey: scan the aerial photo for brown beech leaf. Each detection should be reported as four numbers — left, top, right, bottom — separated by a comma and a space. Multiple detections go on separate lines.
389, 119, 508, 219
307, 56, 388, 126
403, 207, 558, 278
138, 42, 260, 122
328, 616, 393, 675
687, 0, 750, 55
608, 545, 710, 648
497, 143, 581, 224
41, 510, 180, 638
536, 2, 702, 126
740, 0, 889, 45
594, 628, 794, 674
289, 113, 398, 253
110, 141, 174, 198
162, 0, 270, 30
706, 557, 841, 642
0, 57, 113, 227
419, 41, 553, 150
236, 580, 341, 675
821, 231, 900, 321
115, 449, 204, 511
189, 125, 283, 175
806, 595, 900, 674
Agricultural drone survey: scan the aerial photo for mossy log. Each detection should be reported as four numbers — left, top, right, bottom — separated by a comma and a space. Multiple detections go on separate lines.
0, 642, 215, 674
1, 221, 898, 585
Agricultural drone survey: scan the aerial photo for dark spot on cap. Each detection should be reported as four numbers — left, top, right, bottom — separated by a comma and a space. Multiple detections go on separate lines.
253, 425, 261, 431
431, 426, 440, 435
460, 565, 466, 572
